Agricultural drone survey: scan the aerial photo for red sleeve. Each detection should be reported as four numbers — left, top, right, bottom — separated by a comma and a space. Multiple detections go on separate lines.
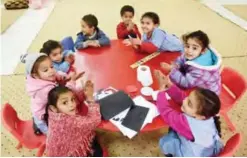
139, 42, 158, 54
116, 22, 129, 39
133, 24, 141, 39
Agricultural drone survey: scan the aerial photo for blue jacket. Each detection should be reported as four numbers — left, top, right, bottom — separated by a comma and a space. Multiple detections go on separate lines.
159, 115, 223, 157
53, 50, 73, 73
74, 29, 110, 49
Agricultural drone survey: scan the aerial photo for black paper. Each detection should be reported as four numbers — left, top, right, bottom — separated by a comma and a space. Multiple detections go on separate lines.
121, 105, 149, 132
98, 91, 134, 120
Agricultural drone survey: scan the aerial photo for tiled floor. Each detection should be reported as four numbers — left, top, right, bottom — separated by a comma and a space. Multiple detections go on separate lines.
1, 0, 247, 156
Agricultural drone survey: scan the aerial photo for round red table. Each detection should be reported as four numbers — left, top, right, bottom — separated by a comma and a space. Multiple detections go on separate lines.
75, 39, 181, 132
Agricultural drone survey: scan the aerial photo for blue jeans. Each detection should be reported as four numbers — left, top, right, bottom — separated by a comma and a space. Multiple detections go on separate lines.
33, 116, 48, 135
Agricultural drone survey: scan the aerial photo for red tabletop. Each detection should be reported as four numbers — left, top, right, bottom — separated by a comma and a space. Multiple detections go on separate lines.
75, 39, 181, 132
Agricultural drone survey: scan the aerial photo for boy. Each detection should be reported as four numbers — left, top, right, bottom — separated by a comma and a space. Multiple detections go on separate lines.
116, 5, 141, 39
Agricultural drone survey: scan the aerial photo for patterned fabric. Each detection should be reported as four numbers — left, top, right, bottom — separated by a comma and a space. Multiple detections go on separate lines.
169, 47, 222, 95
4, 0, 28, 10
46, 103, 101, 157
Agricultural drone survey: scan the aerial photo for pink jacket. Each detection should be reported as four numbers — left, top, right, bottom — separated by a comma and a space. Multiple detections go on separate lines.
157, 84, 193, 140
26, 75, 78, 120
46, 103, 101, 156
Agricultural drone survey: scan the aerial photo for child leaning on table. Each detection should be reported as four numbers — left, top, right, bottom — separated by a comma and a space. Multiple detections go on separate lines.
75, 14, 110, 49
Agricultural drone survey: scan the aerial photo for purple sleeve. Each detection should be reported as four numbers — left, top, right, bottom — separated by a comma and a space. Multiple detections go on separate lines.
175, 55, 185, 67
169, 66, 202, 89
166, 84, 187, 105
156, 90, 193, 141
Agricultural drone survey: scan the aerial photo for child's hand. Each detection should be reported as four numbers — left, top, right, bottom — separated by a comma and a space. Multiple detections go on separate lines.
160, 62, 172, 71
56, 74, 71, 85
84, 80, 94, 102
154, 70, 172, 90
130, 38, 141, 45
123, 39, 132, 46
70, 71, 85, 81
88, 40, 100, 47
127, 21, 134, 31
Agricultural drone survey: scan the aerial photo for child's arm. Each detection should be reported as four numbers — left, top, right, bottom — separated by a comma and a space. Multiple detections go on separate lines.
138, 42, 158, 54
117, 23, 130, 39
74, 33, 88, 49
157, 90, 193, 141
166, 84, 187, 105
169, 67, 201, 89
138, 30, 165, 53
131, 38, 158, 54
97, 30, 110, 46
174, 55, 184, 67
54, 62, 70, 73
133, 24, 141, 39
74, 103, 101, 129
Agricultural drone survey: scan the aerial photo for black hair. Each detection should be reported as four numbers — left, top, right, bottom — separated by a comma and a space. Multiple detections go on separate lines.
182, 30, 210, 50
43, 86, 72, 125
141, 12, 160, 25
120, 5, 135, 16
195, 88, 222, 137
40, 40, 62, 56
82, 14, 99, 31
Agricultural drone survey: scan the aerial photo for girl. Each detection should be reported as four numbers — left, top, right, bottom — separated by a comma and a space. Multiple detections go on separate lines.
161, 30, 222, 95
21, 53, 82, 134
43, 83, 102, 157
129, 12, 183, 54
154, 70, 223, 157
40, 40, 75, 75
75, 14, 110, 49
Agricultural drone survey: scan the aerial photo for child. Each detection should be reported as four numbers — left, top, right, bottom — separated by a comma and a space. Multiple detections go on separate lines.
21, 53, 83, 134
154, 70, 223, 157
74, 14, 110, 49
129, 12, 183, 54
116, 5, 141, 39
44, 82, 102, 157
40, 40, 75, 75
161, 30, 222, 95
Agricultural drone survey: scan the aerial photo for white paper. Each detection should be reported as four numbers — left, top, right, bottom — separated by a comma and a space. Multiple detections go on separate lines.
110, 96, 161, 139
94, 87, 118, 100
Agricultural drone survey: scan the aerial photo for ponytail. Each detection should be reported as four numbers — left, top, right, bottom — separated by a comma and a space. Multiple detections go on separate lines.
214, 116, 222, 137
40, 48, 44, 53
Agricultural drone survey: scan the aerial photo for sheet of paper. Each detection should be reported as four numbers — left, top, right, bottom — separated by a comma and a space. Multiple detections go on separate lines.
133, 96, 159, 124
110, 108, 138, 139
110, 96, 162, 139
